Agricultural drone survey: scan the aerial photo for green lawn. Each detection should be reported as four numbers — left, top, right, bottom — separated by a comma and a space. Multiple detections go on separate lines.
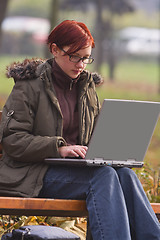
1, 54, 160, 105
100, 59, 160, 85
116, 60, 159, 84
1, 56, 160, 95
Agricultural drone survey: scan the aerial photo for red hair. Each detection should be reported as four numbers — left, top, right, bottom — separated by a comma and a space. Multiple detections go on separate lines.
47, 20, 95, 54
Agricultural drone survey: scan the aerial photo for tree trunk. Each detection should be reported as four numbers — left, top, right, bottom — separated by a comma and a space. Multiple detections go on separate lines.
44, 0, 59, 58
0, 0, 10, 49
107, 39, 116, 82
94, 0, 104, 73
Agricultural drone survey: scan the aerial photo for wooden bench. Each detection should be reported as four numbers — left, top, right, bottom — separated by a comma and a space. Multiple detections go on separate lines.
0, 110, 159, 239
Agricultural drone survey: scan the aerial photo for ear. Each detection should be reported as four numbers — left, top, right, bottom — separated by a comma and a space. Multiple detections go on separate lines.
51, 43, 59, 56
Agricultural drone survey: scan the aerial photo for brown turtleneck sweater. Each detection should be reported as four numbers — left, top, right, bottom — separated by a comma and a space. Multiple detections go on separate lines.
52, 59, 79, 145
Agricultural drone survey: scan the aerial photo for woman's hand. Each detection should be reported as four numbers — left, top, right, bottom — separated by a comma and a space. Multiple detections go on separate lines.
58, 145, 88, 158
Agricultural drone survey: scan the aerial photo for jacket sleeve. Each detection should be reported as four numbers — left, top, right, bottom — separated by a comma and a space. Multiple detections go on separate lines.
0, 80, 66, 162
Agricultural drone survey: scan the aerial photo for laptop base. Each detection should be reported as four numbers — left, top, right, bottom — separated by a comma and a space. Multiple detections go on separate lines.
45, 158, 143, 168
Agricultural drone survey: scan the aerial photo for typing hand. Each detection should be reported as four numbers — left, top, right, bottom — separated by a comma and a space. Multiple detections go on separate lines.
58, 145, 88, 159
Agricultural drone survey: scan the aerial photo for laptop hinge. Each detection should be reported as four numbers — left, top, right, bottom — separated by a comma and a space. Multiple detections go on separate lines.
93, 158, 104, 161
93, 158, 136, 162
127, 159, 136, 162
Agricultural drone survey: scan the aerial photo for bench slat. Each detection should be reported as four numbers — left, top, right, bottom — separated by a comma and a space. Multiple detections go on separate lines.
151, 203, 160, 219
0, 197, 88, 217
0, 197, 159, 219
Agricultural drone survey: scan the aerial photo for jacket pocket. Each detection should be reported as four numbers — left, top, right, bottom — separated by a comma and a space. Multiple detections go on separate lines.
0, 159, 32, 187
0, 110, 15, 142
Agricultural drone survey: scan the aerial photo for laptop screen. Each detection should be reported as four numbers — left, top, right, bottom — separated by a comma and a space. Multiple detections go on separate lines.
86, 99, 160, 162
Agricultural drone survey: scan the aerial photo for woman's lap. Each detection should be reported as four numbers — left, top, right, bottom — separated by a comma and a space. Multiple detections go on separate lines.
38, 165, 160, 240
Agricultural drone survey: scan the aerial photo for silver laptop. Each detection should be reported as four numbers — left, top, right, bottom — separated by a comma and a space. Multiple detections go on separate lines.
45, 99, 160, 168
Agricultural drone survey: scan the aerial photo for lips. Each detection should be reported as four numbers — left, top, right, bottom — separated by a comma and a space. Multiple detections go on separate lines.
73, 70, 81, 75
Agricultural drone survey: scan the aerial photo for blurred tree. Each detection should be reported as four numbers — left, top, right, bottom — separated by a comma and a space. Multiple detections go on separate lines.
0, 0, 10, 49
94, 0, 135, 81
44, 0, 59, 58
60, 0, 90, 10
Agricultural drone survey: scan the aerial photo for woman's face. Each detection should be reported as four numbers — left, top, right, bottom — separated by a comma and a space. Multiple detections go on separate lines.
52, 44, 92, 79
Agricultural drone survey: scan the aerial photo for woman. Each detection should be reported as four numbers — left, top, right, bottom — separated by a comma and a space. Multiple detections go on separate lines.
0, 20, 159, 240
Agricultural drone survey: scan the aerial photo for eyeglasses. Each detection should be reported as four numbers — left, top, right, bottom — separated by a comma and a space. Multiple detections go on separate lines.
60, 48, 94, 64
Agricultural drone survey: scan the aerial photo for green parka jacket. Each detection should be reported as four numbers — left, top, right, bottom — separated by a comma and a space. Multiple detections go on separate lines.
0, 58, 102, 197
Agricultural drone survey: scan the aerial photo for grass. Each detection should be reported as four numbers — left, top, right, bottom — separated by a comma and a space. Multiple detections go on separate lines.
100, 59, 160, 85
116, 60, 159, 84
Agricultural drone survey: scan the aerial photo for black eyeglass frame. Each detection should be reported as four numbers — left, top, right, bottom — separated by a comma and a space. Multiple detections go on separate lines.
59, 47, 94, 64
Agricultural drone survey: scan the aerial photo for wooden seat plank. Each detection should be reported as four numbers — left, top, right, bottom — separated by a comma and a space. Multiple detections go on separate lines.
0, 197, 88, 217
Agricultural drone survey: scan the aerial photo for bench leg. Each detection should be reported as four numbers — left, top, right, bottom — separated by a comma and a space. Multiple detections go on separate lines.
86, 218, 93, 240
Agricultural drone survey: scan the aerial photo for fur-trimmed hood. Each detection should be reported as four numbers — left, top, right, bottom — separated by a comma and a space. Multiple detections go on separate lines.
6, 58, 104, 86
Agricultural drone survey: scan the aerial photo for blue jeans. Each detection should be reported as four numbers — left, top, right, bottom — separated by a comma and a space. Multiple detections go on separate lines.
39, 166, 160, 240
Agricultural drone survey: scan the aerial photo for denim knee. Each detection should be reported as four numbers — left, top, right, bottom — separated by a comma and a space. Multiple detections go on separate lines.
90, 166, 119, 184
116, 167, 137, 182
93, 165, 118, 177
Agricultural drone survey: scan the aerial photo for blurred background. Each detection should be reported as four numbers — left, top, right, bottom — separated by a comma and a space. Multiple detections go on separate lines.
0, 0, 160, 96
0, 0, 160, 201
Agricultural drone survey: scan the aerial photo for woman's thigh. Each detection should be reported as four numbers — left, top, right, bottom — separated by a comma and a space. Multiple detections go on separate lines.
39, 165, 93, 199
39, 165, 118, 199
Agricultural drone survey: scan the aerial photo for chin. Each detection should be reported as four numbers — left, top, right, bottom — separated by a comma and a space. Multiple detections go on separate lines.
69, 74, 78, 79
73, 74, 79, 79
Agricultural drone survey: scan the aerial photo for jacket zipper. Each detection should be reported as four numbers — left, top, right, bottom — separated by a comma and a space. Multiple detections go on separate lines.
69, 80, 74, 90
64, 89, 72, 134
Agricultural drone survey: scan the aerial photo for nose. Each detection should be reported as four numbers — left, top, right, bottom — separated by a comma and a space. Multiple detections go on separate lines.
76, 60, 84, 68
